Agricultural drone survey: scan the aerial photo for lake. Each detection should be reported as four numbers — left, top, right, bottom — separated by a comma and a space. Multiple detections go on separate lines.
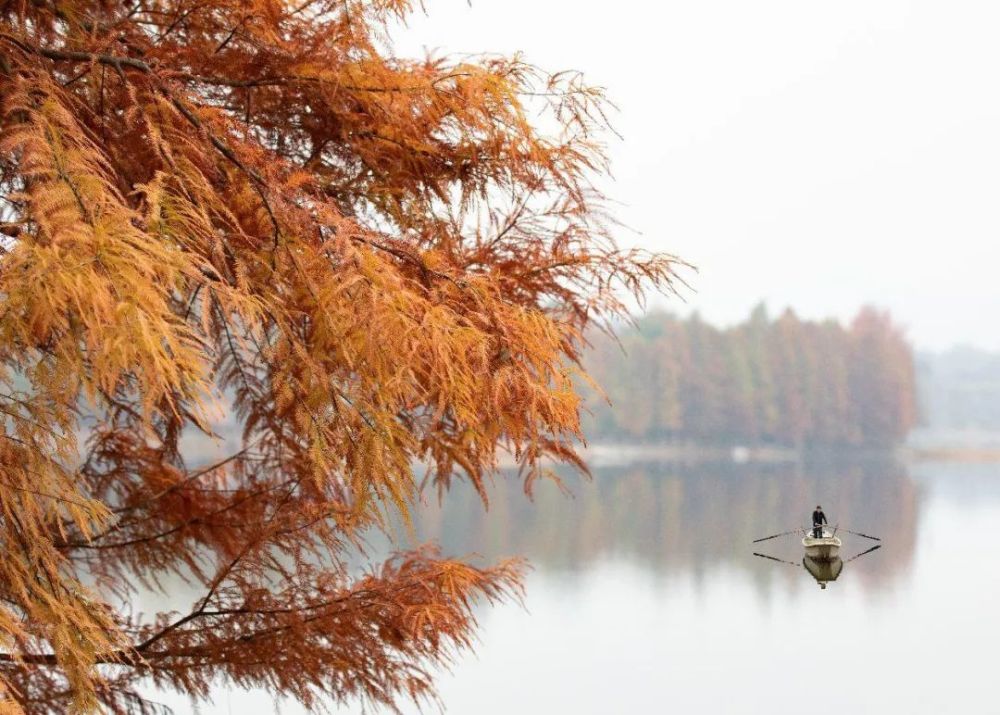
155, 455, 1000, 714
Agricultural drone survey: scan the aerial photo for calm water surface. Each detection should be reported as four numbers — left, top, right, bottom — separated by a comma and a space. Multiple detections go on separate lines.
158, 456, 1000, 714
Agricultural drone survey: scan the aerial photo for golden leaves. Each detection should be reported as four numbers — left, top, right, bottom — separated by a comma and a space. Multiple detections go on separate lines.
0, 0, 681, 711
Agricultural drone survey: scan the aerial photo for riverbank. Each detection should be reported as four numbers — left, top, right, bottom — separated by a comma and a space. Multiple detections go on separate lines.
903, 446, 1000, 463
574, 441, 1000, 466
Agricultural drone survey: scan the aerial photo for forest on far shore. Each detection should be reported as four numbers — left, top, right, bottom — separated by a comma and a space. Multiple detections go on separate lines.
583, 306, 918, 448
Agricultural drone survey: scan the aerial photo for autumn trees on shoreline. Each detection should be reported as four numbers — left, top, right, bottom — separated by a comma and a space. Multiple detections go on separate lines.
0, 1, 680, 711
585, 306, 918, 448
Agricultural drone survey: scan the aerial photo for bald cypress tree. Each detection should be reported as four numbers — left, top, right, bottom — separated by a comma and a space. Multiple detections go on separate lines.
0, 2, 680, 710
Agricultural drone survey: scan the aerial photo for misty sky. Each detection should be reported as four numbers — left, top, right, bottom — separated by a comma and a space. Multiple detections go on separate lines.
393, 1, 1000, 351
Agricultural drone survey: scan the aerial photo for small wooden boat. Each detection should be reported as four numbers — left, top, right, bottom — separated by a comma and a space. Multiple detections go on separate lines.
753, 525, 880, 589
802, 528, 841, 562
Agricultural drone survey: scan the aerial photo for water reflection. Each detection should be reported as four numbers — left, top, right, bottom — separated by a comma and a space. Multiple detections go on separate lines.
802, 554, 843, 588
151, 457, 1000, 713
754, 544, 883, 589
399, 456, 919, 596
386, 459, 1000, 715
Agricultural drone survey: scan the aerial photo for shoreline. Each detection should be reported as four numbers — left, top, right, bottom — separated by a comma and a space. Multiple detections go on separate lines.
902, 446, 1000, 463
574, 442, 1000, 466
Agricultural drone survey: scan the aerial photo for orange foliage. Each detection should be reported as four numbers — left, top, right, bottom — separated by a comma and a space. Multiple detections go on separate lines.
0, 1, 681, 712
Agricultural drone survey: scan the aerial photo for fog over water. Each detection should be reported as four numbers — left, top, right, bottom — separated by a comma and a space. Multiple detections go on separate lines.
402, 460, 996, 715
153, 456, 1000, 714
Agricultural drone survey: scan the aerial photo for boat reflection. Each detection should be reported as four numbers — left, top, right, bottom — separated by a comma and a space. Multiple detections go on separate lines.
804, 556, 843, 588
754, 544, 882, 589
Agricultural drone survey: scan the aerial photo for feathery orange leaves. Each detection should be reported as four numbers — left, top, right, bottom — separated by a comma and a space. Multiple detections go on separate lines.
0, 1, 683, 711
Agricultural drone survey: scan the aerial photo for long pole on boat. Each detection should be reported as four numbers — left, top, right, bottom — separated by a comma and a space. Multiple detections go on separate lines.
840, 528, 881, 541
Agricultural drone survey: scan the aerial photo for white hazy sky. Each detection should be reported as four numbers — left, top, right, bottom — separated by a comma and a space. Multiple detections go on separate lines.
392, 1, 1000, 351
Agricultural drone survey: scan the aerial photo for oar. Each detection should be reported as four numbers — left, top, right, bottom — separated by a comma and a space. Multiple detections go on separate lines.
752, 528, 802, 543
844, 544, 882, 563
753, 552, 800, 567
840, 528, 881, 542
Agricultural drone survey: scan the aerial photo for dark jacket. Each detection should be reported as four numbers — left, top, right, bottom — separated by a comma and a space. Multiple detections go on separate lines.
812, 509, 827, 526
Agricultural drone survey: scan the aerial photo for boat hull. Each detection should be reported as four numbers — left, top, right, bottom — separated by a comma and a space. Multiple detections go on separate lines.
802, 534, 841, 562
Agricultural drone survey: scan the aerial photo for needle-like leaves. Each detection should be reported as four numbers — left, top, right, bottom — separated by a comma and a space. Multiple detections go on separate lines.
0, 2, 681, 711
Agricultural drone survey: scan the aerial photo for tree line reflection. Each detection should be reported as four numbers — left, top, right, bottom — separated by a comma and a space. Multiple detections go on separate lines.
398, 457, 919, 592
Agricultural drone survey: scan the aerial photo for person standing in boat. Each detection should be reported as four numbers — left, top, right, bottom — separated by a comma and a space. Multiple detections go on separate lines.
812, 505, 828, 538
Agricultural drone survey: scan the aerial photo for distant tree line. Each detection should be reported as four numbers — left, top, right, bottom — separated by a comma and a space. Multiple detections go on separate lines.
583, 306, 918, 447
